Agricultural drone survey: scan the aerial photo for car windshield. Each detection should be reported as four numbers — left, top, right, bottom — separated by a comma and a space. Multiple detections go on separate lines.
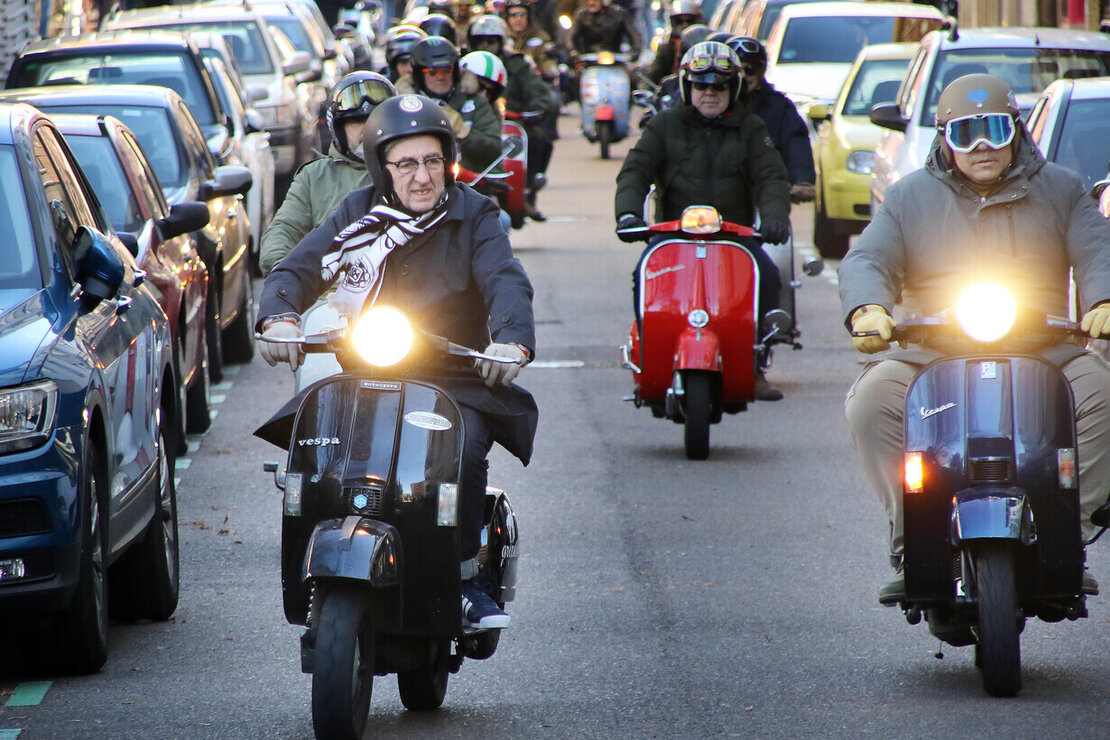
778, 16, 942, 64
0, 145, 40, 290
12, 51, 217, 126
153, 21, 275, 75
842, 57, 912, 115
1052, 98, 1110, 189
267, 16, 318, 55
920, 47, 1110, 125
32, 104, 186, 189
64, 135, 145, 234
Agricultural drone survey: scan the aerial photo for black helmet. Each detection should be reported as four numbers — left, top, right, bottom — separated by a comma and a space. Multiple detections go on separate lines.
678, 24, 712, 58
427, 0, 459, 21
384, 25, 428, 71
728, 36, 766, 68
364, 94, 458, 196
419, 13, 459, 46
679, 41, 741, 107
504, 0, 532, 22
327, 71, 397, 160
410, 36, 461, 93
706, 31, 736, 45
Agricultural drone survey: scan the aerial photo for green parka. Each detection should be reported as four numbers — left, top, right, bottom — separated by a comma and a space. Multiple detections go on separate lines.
503, 51, 557, 117
259, 141, 372, 275
397, 72, 503, 172
614, 102, 791, 226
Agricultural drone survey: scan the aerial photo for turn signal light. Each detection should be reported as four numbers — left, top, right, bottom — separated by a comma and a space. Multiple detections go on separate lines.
904, 452, 924, 494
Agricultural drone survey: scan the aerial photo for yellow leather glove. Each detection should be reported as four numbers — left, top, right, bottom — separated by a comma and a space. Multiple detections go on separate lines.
850, 305, 896, 354
440, 104, 472, 140
1081, 304, 1110, 338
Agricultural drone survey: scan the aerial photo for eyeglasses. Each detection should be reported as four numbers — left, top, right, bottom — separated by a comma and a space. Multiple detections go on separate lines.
507, 10, 527, 17
692, 81, 728, 92
685, 54, 734, 74
386, 155, 448, 176
943, 113, 1015, 153
422, 66, 455, 78
334, 79, 394, 114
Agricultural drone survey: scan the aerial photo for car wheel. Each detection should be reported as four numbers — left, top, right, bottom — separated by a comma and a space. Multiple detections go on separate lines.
814, 195, 850, 259
206, 275, 225, 385
221, 272, 255, 364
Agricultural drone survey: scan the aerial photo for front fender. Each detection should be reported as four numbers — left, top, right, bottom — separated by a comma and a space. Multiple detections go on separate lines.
674, 327, 721, 372
303, 516, 401, 586
954, 489, 1027, 541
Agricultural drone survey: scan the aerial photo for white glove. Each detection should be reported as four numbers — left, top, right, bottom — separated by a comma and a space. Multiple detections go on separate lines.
476, 343, 528, 387
259, 319, 305, 372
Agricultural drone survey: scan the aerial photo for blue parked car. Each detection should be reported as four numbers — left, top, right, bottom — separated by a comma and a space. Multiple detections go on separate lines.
0, 102, 181, 674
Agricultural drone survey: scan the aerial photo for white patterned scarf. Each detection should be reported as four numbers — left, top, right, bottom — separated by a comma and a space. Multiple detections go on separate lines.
321, 193, 450, 321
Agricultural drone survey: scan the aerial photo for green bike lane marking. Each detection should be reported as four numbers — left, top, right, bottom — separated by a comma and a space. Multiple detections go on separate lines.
0, 729, 22, 738
4, 682, 50, 707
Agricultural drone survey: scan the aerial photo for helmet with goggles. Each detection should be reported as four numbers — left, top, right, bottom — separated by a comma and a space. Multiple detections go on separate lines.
328, 72, 397, 160
411, 36, 461, 92
468, 14, 510, 53
385, 25, 428, 68
727, 36, 766, 69
679, 41, 741, 106
419, 13, 459, 46
936, 74, 1020, 154
364, 94, 458, 196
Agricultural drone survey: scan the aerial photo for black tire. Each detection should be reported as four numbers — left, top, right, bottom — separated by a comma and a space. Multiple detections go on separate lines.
221, 273, 255, 364
185, 339, 212, 435
58, 441, 109, 674
397, 639, 450, 711
683, 371, 712, 460
973, 543, 1023, 697
598, 120, 612, 160
205, 276, 225, 385
813, 196, 850, 259
173, 341, 189, 456
312, 585, 374, 740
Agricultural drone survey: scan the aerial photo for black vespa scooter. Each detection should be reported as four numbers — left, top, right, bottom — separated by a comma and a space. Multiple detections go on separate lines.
856, 284, 1110, 697
257, 306, 521, 739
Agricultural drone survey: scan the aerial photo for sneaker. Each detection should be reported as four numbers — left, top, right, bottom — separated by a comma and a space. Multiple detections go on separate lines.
878, 569, 906, 606
754, 373, 783, 401
461, 579, 510, 630
1082, 570, 1100, 595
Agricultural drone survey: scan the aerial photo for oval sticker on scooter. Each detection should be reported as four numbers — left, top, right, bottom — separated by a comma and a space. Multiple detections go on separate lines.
404, 411, 453, 431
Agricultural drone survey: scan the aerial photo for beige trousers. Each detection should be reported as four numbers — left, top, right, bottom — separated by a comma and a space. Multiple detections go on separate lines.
845, 352, 1110, 556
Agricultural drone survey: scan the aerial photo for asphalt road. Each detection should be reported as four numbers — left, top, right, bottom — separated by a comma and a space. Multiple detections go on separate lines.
2, 112, 1109, 739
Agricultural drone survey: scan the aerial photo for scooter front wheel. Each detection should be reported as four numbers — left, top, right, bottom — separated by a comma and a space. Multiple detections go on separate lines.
683, 371, 713, 460
312, 584, 374, 739
972, 543, 1023, 697
597, 120, 612, 160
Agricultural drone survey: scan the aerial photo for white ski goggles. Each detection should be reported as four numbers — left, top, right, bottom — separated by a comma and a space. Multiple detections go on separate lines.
942, 113, 1016, 153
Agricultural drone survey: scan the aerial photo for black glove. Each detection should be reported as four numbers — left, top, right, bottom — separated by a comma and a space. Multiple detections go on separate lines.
616, 213, 647, 242
760, 219, 791, 245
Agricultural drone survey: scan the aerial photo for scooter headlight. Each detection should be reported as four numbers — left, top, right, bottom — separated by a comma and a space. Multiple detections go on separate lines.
352, 306, 414, 366
680, 206, 722, 234
597, 51, 615, 65
956, 284, 1016, 343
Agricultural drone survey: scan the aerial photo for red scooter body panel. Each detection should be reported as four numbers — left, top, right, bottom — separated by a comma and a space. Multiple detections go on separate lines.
634, 239, 758, 403
596, 104, 615, 121
500, 119, 527, 223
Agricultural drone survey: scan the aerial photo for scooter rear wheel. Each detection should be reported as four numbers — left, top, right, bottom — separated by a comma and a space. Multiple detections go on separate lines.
683, 371, 713, 460
397, 639, 450, 711
972, 543, 1023, 697
312, 584, 374, 739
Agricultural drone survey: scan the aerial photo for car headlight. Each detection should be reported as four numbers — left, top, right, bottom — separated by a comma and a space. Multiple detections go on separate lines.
257, 103, 295, 129
956, 284, 1016, 343
845, 150, 875, 175
352, 306, 414, 366
0, 379, 58, 454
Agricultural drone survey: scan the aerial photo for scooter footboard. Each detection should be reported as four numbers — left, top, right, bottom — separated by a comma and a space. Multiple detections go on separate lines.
303, 515, 401, 587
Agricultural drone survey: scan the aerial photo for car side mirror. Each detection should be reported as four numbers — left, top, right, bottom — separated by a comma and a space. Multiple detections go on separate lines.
74, 226, 126, 304
117, 231, 140, 257
296, 67, 324, 85
159, 201, 211, 240
283, 51, 312, 77
323, 44, 338, 61
249, 85, 269, 103
245, 108, 265, 134
200, 165, 253, 200
870, 102, 907, 133
807, 103, 830, 122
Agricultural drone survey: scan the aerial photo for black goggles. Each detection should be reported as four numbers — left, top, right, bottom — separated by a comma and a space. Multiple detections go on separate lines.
942, 113, 1015, 153
335, 79, 394, 114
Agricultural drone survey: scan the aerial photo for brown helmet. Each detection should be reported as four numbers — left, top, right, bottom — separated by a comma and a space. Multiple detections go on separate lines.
935, 73, 1019, 127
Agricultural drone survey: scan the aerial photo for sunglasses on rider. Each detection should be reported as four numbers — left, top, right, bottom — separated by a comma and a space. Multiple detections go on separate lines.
692, 81, 729, 92
685, 54, 734, 75
422, 66, 455, 78
507, 9, 527, 17
334, 79, 394, 114
942, 113, 1016, 153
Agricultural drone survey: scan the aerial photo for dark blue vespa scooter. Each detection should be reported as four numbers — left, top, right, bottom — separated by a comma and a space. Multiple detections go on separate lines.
856, 284, 1110, 697
258, 306, 521, 739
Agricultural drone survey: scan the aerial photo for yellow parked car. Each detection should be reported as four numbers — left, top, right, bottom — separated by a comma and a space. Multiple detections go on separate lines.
807, 42, 915, 257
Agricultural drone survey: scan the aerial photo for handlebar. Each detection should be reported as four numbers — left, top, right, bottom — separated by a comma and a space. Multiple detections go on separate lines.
850, 311, 1087, 343
255, 329, 522, 365
616, 221, 759, 243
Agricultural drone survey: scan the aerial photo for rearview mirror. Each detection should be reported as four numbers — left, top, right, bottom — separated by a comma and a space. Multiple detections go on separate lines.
199, 165, 253, 200
870, 102, 907, 133
74, 226, 126, 304
807, 103, 830, 121
160, 201, 211, 240
282, 51, 312, 77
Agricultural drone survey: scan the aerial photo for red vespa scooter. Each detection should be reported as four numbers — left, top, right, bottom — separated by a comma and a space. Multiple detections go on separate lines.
618, 206, 822, 459
455, 114, 531, 230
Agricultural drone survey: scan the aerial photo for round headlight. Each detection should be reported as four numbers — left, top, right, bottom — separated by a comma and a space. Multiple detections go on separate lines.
956, 284, 1016, 343
352, 306, 414, 366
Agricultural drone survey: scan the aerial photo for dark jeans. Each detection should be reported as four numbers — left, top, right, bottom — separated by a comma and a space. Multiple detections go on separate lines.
631, 234, 781, 328
459, 405, 494, 561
